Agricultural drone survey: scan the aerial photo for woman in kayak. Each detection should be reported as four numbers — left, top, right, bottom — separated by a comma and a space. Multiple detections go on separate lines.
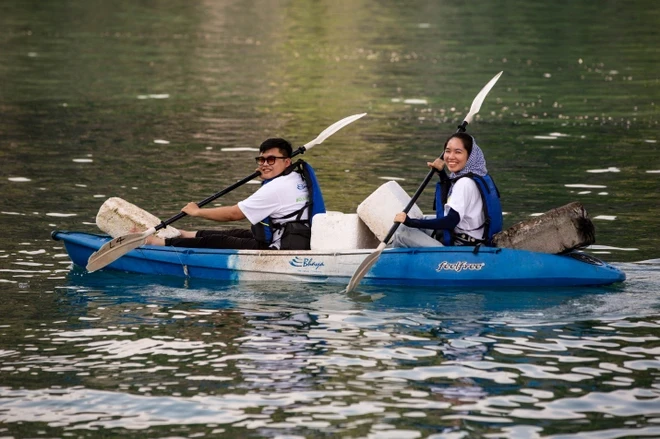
391, 132, 503, 247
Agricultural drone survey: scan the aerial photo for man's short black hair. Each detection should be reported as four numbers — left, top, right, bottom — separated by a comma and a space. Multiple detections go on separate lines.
259, 138, 293, 157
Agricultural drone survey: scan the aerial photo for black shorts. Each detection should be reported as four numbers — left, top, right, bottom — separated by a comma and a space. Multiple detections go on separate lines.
165, 229, 271, 250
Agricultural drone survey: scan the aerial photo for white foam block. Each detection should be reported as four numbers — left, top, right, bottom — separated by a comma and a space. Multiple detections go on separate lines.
96, 197, 181, 239
310, 212, 380, 250
357, 180, 424, 241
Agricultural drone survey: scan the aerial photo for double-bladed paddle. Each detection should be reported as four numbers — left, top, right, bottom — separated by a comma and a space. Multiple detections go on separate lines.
86, 112, 367, 272
345, 72, 503, 293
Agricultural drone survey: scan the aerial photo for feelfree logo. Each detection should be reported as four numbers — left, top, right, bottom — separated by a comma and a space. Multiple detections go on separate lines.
289, 256, 325, 270
436, 261, 485, 272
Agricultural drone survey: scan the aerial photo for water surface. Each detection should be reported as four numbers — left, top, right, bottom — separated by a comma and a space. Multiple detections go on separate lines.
1, 1, 660, 437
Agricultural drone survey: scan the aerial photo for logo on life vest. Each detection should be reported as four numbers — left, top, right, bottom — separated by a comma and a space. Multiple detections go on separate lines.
436, 261, 485, 272
289, 256, 325, 270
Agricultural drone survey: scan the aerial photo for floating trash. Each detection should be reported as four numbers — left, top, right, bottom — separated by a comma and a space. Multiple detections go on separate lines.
587, 167, 620, 173
19, 250, 46, 255
221, 147, 259, 152
403, 99, 428, 105
8, 177, 31, 182
137, 94, 170, 99
565, 184, 607, 188
588, 244, 638, 251
391, 98, 428, 105
593, 215, 616, 220
46, 213, 77, 217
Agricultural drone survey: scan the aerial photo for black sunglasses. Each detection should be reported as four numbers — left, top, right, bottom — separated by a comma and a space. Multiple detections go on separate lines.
255, 155, 288, 166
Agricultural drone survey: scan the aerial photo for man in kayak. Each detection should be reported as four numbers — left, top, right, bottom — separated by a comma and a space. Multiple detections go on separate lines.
391, 132, 503, 247
145, 138, 324, 250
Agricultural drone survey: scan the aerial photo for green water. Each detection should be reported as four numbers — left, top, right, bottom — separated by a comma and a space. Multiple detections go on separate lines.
1, 1, 660, 437
1, 0, 659, 260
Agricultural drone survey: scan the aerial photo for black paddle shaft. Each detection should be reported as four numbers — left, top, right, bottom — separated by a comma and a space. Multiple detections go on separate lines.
154, 146, 307, 232
381, 122, 468, 244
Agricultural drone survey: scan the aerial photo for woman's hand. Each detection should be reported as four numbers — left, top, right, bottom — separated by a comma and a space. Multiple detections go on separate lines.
394, 212, 407, 223
181, 202, 202, 217
428, 157, 445, 172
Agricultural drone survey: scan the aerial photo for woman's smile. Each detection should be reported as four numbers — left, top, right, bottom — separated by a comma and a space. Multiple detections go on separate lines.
444, 137, 469, 173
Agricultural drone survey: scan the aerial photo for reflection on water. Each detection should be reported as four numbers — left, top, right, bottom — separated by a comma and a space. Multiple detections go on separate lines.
1, 195, 660, 439
1, 274, 660, 437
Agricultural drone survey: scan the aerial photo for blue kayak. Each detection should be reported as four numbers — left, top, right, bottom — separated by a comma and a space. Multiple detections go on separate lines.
51, 230, 626, 287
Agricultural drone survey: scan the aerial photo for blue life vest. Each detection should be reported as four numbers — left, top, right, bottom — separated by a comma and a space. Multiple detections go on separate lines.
433, 173, 503, 246
252, 160, 325, 246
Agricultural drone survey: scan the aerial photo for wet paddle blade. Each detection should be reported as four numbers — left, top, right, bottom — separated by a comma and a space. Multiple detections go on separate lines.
464, 71, 503, 126
345, 242, 387, 293
303, 113, 367, 151
86, 229, 153, 272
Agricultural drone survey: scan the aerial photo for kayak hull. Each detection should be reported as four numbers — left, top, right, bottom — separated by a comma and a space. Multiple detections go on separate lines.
52, 230, 626, 287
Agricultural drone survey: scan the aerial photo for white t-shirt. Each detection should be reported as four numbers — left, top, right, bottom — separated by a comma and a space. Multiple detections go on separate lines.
238, 172, 309, 248
444, 178, 485, 240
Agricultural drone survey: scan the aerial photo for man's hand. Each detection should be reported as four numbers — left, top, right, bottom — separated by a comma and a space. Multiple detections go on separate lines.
181, 202, 201, 217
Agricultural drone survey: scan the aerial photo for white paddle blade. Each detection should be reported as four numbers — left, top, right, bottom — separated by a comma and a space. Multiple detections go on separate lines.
345, 242, 387, 293
86, 228, 155, 272
303, 113, 367, 151
464, 71, 503, 126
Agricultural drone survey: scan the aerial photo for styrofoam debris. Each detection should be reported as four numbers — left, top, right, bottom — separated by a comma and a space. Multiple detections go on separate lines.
357, 180, 424, 241
310, 212, 379, 250
96, 197, 180, 239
